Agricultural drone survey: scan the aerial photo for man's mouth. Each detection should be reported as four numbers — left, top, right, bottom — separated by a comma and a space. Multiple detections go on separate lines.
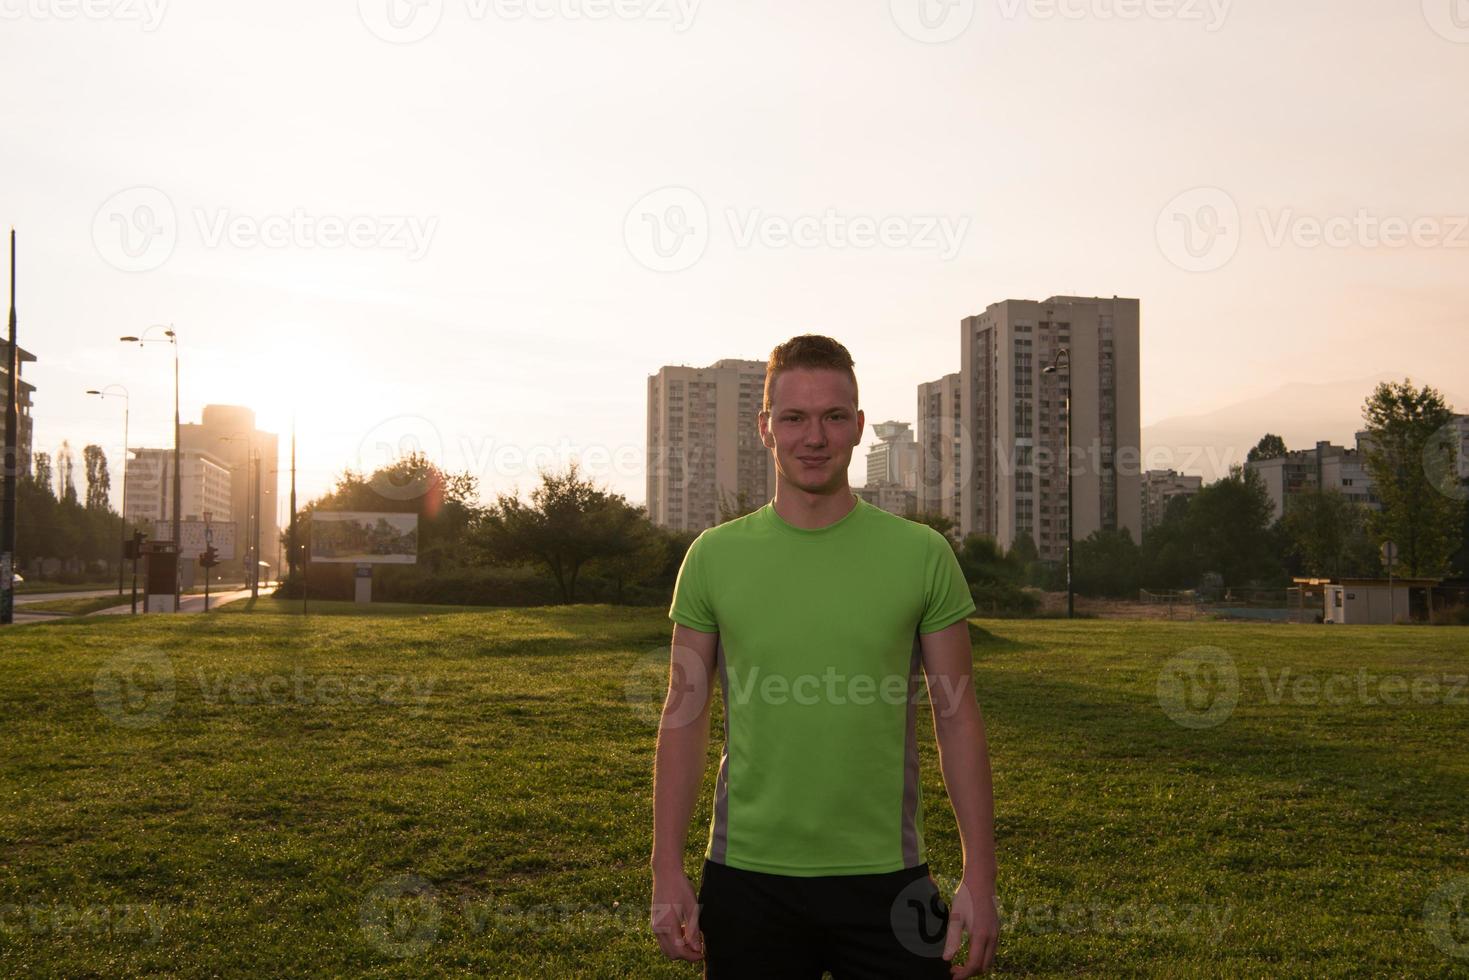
797, 456, 829, 466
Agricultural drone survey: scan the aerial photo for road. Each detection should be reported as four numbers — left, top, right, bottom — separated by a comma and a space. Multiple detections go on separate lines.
12, 587, 259, 624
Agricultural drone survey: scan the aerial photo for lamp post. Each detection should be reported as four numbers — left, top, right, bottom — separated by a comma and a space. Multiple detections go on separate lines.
120, 326, 180, 612
1043, 348, 1073, 619
85, 385, 130, 597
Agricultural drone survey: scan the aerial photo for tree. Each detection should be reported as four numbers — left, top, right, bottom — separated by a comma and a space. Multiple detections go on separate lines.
1180, 466, 1282, 588
1361, 380, 1464, 577
1140, 494, 1201, 589
587, 514, 668, 602
1247, 433, 1288, 463
1281, 489, 1379, 579
1072, 528, 1141, 598
33, 452, 52, 496
905, 511, 956, 541
83, 444, 111, 511
305, 451, 480, 574
717, 487, 761, 523
476, 460, 645, 602
56, 441, 78, 504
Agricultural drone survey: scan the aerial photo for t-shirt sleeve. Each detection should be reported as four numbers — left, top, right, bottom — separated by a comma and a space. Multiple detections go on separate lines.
669, 532, 718, 633
918, 528, 977, 633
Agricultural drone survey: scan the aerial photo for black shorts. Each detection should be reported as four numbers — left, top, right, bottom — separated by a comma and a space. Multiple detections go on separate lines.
696, 858, 951, 979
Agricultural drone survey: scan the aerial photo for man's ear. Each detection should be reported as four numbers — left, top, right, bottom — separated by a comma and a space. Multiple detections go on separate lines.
855, 408, 865, 446
758, 411, 773, 448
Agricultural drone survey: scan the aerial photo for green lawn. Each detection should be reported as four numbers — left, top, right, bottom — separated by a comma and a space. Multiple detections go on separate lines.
1, 602, 1466, 977
17, 595, 129, 616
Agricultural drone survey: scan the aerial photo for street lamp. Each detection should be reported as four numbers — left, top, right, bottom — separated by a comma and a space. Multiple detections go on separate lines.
85, 385, 129, 601
120, 325, 180, 611
1043, 347, 1073, 619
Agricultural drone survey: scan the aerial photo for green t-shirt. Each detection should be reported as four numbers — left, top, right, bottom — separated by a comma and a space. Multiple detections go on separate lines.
668, 494, 977, 876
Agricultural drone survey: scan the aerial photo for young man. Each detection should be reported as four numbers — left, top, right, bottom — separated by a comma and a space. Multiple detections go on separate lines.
650, 335, 1000, 978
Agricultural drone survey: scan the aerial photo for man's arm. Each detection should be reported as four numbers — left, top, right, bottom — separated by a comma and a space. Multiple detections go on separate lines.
919, 618, 999, 977
650, 624, 719, 962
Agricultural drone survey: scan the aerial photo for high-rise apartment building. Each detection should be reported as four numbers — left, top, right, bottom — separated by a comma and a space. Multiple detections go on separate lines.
864, 421, 918, 491
1, 340, 35, 480
647, 358, 775, 532
1141, 469, 1202, 534
960, 296, 1141, 560
180, 405, 280, 579
917, 373, 963, 534
125, 448, 234, 525
1246, 435, 1379, 521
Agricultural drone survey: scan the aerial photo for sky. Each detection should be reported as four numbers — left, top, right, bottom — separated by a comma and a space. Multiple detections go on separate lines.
3, 0, 1467, 520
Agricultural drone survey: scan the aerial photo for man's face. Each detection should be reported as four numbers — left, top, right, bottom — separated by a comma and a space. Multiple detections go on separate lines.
758, 367, 864, 495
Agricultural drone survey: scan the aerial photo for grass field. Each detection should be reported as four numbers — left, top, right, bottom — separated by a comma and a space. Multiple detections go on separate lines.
17, 595, 130, 616
1, 601, 1466, 977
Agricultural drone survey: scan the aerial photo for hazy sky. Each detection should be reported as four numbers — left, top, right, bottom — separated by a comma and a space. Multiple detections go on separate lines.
4, 0, 1467, 517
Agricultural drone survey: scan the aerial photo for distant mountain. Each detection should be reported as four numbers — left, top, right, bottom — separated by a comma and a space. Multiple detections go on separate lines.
1141, 374, 1469, 483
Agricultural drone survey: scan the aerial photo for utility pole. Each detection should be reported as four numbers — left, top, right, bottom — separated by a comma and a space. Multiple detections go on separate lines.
1, 230, 17, 626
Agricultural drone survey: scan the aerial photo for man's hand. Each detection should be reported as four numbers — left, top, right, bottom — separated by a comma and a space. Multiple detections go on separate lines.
651, 868, 704, 962
942, 873, 998, 977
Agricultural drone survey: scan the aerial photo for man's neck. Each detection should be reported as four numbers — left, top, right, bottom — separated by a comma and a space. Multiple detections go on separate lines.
771, 480, 857, 530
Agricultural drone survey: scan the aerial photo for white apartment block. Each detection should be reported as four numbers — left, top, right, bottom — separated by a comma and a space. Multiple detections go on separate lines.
1247, 436, 1379, 522
960, 296, 1142, 561
1141, 469, 1203, 533
916, 372, 963, 534
647, 358, 776, 532
864, 420, 919, 492
125, 448, 233, 526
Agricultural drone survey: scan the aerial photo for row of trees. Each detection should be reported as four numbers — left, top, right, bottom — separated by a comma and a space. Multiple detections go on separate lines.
1030, 380, 1467, 599
9, 444, 132, 578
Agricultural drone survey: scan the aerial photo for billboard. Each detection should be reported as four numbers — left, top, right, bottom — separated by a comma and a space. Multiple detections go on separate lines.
309, 512, 418, 564
153, 520, 237, 561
